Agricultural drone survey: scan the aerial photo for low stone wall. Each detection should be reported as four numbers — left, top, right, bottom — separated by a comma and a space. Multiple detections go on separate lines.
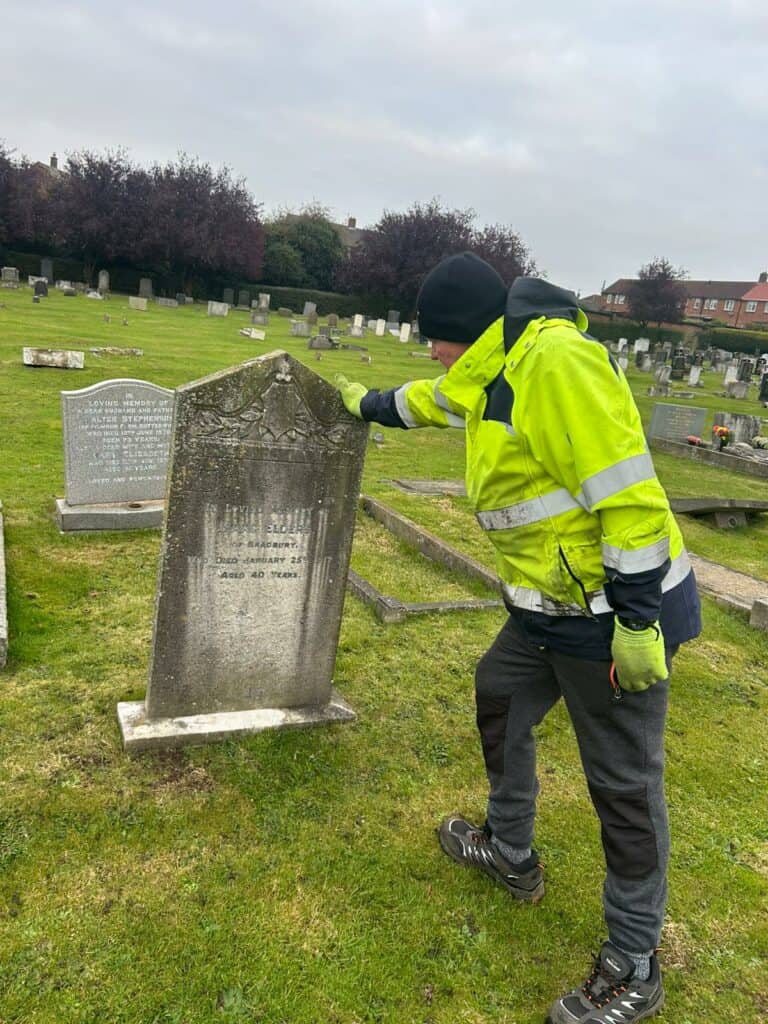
649, 438, 768, 479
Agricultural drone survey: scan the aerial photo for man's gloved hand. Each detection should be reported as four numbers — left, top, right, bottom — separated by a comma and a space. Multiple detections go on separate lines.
334, 374, 368, 419
611, 618, 668, 692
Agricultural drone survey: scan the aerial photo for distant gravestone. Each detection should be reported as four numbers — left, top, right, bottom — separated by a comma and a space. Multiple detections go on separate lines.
55, 379, 174, 531
375, 319, 386, 337
738, 358, 754, 382
353, 314, 364, 328
641, 355, 653, 372
319, 324, 331, 338
138, 278, 153, 299
239, 327, 266, 341
208, 301, 229, 317
1, 267, 19, 284
34, 279, 48, 298
223, 288, 235, 305
648, 403, 707, 442
86, 290, 103, 300
617, 337, 628, 351
251, 310, 269, 326
238, 289, 250, 308
306, 310, 318, 325
176, 293, 188, 304
399, 323, 411, 343
713, 411, 762, 442
128, 296, 148, 311
303, 301, 317, 318
349, 326, 364, 338
653, 365, 671, 385
117, 351, 367, 752
41, 258, 53, 283
688, 365, 702, 387
290, 320, 310, 337
308, 336, 338, 350
618, 355, 629, 372
98, 270, 110, 294
258, 293, 271, 310
760, 374, 768, 403
387, 309, 400, 324
277, 307, 292, 317
156, 297, 179, 308
724, 366, 738, 385
23, 347, 84, 369
327, 313, 338, 328
726, 381, 749, 400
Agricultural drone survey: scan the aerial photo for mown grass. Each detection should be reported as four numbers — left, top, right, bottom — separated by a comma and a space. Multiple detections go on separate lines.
0, 288, 766, 1023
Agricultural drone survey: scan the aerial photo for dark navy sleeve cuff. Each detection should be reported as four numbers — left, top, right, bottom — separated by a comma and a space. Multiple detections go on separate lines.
359, 388, 408, 428
604, 560, 670, 622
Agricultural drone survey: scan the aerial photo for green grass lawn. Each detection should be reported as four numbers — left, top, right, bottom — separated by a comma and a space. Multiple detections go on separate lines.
0, 288, 766, 1023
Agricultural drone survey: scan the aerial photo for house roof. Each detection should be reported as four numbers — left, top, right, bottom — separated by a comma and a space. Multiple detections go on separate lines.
741, 283, 768, 302
603, 278, 757, 301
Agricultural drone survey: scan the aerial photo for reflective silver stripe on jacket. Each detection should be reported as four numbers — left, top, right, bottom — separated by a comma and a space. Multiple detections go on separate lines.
476, 488, 581, 530
394, 383, 420, 428
602, 536, 670, 574
500, 549, 692, 618
433, 380, 465, 428
579, 452, 656, 510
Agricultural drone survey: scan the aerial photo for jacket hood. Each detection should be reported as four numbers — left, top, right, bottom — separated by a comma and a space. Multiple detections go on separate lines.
504, 277, 587, 350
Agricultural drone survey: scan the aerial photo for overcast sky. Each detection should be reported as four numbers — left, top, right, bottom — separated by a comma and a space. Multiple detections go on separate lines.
2, 0, 766, 294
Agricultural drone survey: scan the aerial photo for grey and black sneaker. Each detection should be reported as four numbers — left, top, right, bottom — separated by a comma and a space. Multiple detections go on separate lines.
437, 816, 544, 902
546, 942, 665, 1023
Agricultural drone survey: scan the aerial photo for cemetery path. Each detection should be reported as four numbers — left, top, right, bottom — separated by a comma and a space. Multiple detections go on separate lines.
688, 553, 768, 615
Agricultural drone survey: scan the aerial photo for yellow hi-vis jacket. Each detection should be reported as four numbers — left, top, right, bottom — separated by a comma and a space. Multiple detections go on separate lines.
391, 314, 690, 615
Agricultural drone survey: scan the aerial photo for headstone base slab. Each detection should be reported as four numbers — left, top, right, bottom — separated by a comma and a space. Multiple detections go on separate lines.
56, 498, 164, 532
117, 690, 356, 753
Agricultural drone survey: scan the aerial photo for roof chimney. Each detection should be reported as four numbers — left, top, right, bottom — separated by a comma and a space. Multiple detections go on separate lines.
759, 271, 767, 284
50, 152, 58, 170
347, 216, 357, 229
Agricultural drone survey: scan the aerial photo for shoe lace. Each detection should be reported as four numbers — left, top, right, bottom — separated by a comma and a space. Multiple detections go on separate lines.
581, 954, 629, 1009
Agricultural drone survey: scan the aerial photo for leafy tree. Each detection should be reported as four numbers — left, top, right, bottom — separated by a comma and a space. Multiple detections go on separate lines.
0, 142, 55, 253
338, 199, 534, 313
627, 258, 688, 331
262, 203, 343, 289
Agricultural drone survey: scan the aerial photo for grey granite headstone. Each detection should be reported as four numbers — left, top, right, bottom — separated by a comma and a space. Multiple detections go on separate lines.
208, 301, 229, 317
23, 347, 84, 369
653, 365, 671, 385
176, 293, 188, 304
688, 366, 702, 386
1, 267, 19, 283
117, 351, 367, 752
290, 320, 310, 337
156, 297, 179, 308
98, 270, 110, 294
223, 288, 235, 305
648, 403, 707, 442
327, 313, 338, 327
277, 307, 293, 317
258, 293, 271, 310
138, 278, 153, 299
303, 301, 317, 317
319, 324, 331, 337
349, 326, 365, 338
713, 411, 762, 443
251, 310, 269, 326
41, 257, 53, 282
306, 310, 318, 325
0, 500, 6, 668
724, 365, 738, 385
129, 296, 148, 312
55, 378, 174, 531
34, 279, 48, 297
726, 381, 749, 399
308, 335, 338, 350
387, 309, 400, 323
238, 289, 250, 308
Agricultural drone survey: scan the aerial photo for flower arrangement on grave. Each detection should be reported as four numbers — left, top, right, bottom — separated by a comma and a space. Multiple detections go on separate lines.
686, 435, 702, 446
712, 425, 731, 450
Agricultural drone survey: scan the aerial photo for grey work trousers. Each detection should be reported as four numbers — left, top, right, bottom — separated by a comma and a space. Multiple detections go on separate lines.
475, 614, 672, 954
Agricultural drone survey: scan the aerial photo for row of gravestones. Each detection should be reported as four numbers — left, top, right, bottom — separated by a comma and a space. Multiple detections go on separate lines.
36, 360, 367, 753
648, 403, 766, 445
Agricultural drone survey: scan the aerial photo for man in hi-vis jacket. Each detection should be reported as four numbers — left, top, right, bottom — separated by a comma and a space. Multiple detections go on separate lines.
336, 253, 700, 1024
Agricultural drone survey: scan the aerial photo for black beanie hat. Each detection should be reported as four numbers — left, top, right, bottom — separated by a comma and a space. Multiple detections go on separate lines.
416, 252, 507, 344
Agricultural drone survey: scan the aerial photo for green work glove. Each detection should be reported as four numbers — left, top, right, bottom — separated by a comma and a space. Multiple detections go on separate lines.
611, 618, 668, 692
334, 374, 368, 419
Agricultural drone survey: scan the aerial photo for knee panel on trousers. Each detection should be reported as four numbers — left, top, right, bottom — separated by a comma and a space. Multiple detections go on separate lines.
476, 692, 509, 776
587, 781, 658, 879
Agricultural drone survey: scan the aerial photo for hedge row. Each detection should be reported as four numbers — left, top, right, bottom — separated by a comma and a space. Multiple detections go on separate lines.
695, 327, 768, 355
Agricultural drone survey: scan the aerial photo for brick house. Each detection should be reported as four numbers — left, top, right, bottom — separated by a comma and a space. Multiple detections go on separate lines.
600, 272, 768, 328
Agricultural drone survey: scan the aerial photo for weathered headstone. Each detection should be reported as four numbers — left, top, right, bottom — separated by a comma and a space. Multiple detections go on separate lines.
688, 365, 702, 387
34, 279, 48, 298
23, 347, 84, 369
138, 278, 153, 299
303, 301, 317, 318
208, 301, 229, 317
618, 355, 629, 372
375, 319, 386, 337
258, 293, 271, 310
1, 267, 19, 284
319, 325, 331, 338
327, 313, 338, 328
308, 336, 338, 350
129, 296, 148, 312
41, 257, 53, 283
725, 381, 749, 400
670, 354, 686, 380
713, 411, 762, 443
156, 297, 179, 308
648, 403, 707, 442
117, 351, 367, 751
277, 307, 293, 317
98, 270, 110, 294
653, 365, 671, 385
399, 323, 411, 343
238, 289, 250, 308
86, 290, 103, 300
176, 293, 188, 305
738, 358, 755, 382
353, 314, 364, 328
724, 365, 738, 385
55, 379, 174, 531
239, 327, 266, 341
223, 288, 235, 305
251, 310, 269, 326
306, 310, 318, 325
387, 309, 400, 324
290, 320, 310, 337
641, 354, 653, 372
349, 326, 364, 339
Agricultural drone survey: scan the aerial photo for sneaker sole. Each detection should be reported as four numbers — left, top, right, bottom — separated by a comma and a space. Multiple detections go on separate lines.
437, 828, 545, 904
544, 985, 665, 1024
